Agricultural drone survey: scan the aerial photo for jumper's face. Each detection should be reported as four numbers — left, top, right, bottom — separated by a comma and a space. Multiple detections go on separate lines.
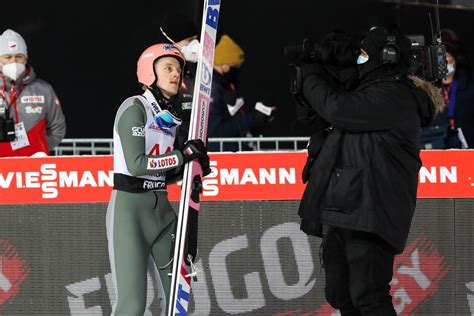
154, 56, 182, 98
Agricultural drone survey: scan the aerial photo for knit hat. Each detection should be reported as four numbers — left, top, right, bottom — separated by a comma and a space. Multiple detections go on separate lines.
358, 26, 411, 78
0, 29, 27, 57
361, 27, 410, 61
214, 35, 245, 66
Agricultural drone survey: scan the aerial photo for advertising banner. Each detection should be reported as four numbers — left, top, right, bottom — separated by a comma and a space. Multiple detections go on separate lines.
0, 200, 473, 315
1, 150, 474, 204
1, 152, 474, 315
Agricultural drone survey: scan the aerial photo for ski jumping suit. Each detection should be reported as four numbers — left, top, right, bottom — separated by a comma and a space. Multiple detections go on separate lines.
107, 89, 187, 315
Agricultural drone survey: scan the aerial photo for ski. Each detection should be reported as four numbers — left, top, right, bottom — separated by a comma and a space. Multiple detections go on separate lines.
168, 1, 221, 315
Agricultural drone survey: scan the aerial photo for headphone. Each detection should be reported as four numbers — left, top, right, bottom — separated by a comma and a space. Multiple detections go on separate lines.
380, 28, 400, 65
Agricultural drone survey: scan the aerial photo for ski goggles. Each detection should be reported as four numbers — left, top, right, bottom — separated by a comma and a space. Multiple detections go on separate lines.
155, 109, 182, 129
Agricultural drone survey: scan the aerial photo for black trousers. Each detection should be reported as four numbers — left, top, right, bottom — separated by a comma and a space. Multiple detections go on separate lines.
322, 227, 397, 316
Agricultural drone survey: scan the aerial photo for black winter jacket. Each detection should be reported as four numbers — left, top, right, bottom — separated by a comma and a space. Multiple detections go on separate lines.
298, 64, 435, 253
208, 71, 253, 151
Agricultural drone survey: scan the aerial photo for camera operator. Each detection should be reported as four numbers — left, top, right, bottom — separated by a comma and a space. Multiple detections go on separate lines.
296, 25, 442, 314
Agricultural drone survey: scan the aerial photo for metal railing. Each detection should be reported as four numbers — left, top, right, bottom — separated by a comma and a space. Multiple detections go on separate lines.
208, 137, 309, 152
53, 137, 309, 155
53, 139, 115, 155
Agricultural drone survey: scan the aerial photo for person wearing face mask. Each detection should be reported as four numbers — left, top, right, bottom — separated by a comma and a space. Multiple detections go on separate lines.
297, 25, 443, 315
0, 29, 66, 157
208, 34, 276, 152
106, 43, 210, 316
420, 28, 474, 149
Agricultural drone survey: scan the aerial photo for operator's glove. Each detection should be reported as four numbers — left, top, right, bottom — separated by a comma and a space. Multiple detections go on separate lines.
182, 139, 211, 176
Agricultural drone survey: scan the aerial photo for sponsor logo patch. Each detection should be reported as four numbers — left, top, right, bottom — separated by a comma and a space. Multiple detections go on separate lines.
149, 122, 173, 136
25, 105, 43, 114
142, 180, 166, 190
132, 126, 145, 137
21, 96, 45, 104
148, 155, 179, 170
163, 44, 177, 51
7, 41, 17, 51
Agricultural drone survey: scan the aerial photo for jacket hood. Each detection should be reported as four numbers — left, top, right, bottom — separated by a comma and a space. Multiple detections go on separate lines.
408, 75, 444, 127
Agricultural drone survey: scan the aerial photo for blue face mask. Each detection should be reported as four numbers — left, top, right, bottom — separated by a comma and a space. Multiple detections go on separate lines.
357, 54, 369, 65
446, 63, 455, 76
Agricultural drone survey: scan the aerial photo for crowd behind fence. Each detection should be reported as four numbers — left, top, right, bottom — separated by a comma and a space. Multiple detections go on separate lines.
52, 137, 310, 155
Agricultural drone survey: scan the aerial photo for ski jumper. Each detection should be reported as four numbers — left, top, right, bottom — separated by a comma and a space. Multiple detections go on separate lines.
107, 89, 187, 316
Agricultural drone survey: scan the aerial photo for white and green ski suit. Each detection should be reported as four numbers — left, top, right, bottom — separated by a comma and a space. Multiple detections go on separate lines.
106, 89, 187, 315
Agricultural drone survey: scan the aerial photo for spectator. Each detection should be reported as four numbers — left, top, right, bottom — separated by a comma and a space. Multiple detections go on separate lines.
208, 34, 275, 151
0, 29, 66, 157
420, 28, 474, 149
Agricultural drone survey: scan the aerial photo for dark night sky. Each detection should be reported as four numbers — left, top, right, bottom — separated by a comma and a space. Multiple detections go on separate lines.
2, 0, 473, 138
